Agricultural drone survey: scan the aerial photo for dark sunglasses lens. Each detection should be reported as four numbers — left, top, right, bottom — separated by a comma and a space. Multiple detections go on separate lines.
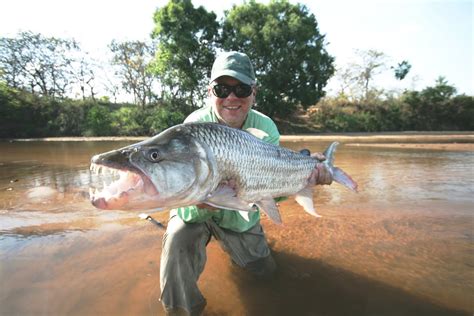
212, 84, 252, 98
234, 84, 252, 98
212, 85, 231, 98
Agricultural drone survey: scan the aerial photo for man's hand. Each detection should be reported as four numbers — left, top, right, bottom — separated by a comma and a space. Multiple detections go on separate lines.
316, 164, 333, 185
311, 152, 326, 161
195, 203, 220, 211
308, 152, 332, 185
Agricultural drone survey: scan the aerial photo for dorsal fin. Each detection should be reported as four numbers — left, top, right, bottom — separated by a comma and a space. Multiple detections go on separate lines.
299, 149, 311, 156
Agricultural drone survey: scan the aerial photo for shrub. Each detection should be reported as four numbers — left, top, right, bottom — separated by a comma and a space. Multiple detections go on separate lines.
83, 104, 114, 136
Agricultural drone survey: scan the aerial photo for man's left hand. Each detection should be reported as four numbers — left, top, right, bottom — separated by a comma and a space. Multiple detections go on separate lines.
308, 163, 333, 185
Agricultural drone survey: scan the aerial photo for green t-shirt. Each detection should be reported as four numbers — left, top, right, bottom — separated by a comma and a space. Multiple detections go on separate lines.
175, 106, 280, 232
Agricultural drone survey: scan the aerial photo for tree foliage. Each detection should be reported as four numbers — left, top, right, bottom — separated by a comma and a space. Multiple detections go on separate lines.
401, 76, 473, 130
72, 54, 97, 101
0, 2, 471, 138
0, 31, 81, 98
393, 60, 411, 80
219, 0, 334, 117
350, 49, 387, 101
311, 77, 473, 132
333, 50, 412, 102
150, 0, 219, 112
109, 40, 157, 108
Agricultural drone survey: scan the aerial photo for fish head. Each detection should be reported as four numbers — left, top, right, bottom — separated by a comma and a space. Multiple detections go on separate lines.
89, 125, 217, 211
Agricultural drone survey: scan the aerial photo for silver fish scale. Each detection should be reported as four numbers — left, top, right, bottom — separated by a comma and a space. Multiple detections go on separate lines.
187, 123, 317, 200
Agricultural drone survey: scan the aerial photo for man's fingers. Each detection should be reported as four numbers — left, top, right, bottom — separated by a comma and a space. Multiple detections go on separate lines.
311, 152, 326, 161
308, 164, 333, 185
196, 203, 219, 211
319, 168, 333, 185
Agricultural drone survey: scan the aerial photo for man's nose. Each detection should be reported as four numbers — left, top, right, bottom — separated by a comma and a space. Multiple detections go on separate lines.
226, 91, 238, 99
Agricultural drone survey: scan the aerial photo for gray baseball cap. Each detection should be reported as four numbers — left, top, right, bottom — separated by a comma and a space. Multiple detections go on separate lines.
210, 51, 256, 85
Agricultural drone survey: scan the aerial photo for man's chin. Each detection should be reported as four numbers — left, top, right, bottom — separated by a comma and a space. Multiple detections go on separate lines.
222, 117, 246, 128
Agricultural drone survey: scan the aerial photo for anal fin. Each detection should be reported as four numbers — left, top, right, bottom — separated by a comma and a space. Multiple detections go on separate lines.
254, 198, 282, 224
238, 211, 250, 222
295, 187, 321, 218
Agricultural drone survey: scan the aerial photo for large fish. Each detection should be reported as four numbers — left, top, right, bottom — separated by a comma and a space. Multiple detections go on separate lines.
89, 122, 357, 224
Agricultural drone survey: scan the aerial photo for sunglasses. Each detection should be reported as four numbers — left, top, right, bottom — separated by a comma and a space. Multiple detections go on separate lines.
211, 84, 253, 98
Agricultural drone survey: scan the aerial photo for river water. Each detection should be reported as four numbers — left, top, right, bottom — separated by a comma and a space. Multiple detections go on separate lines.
0, 138, 472, 315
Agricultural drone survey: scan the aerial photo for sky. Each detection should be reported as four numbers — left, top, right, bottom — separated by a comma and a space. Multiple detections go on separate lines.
1, 0, 472, 97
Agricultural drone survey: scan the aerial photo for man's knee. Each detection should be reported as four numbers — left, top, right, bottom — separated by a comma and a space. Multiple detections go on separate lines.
245, 254, 277, 280
163, 217, 209, 251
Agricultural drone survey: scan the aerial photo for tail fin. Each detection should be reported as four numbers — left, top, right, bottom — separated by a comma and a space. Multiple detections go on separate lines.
323, 142, 358, 192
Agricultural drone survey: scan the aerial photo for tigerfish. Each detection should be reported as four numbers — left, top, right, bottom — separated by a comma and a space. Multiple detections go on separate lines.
89, 122, 357, 224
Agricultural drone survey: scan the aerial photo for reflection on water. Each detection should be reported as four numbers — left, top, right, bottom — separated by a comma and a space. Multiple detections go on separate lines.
0, 139, 473, 315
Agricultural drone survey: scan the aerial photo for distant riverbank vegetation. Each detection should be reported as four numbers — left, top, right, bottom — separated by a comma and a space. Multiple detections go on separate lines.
1, 0, 472, 138
1, 77, 471, 138
309, 77, 473, 133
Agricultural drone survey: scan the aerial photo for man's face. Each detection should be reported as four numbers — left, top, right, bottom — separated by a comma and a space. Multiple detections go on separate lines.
209, 76, 255, 129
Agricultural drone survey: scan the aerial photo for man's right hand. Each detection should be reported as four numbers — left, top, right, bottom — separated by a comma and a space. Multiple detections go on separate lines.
196, 203, 220, 211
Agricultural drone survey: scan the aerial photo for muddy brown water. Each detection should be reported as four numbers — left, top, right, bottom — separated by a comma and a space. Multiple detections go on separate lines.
0, 137, 472, 315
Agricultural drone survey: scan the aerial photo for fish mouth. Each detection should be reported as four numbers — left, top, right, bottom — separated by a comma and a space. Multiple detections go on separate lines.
89, 162, 158, 210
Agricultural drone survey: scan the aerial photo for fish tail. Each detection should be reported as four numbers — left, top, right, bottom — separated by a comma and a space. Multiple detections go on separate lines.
323, 142, 358, 192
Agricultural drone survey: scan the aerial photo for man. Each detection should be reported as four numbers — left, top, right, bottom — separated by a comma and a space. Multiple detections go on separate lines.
160, 51, 328, 315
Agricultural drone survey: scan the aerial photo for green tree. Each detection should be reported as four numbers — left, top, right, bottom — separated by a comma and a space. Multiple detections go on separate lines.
150, 0, 219, 112
393, 60, 411, 80
219, 0, 334, 117
449, 94, 474, 130
84, 104, 114, 136
52, 99, 87, 135
111, 106, 146, 136
144, 106, 186, 134
402, 77, 462, 130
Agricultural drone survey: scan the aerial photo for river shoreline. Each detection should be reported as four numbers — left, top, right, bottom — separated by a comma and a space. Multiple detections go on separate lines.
4, 131, 474, 143
5, 132, 474, 152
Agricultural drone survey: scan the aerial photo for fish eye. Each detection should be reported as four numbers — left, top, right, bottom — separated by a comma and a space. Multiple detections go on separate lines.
147, 149, 161, 162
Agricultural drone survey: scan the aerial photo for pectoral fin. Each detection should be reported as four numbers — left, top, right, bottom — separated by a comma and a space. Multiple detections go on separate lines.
295, 187, 321, 218
254, 198, 282, 224
204, 184, 282, 224
204, 184, 254, 212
